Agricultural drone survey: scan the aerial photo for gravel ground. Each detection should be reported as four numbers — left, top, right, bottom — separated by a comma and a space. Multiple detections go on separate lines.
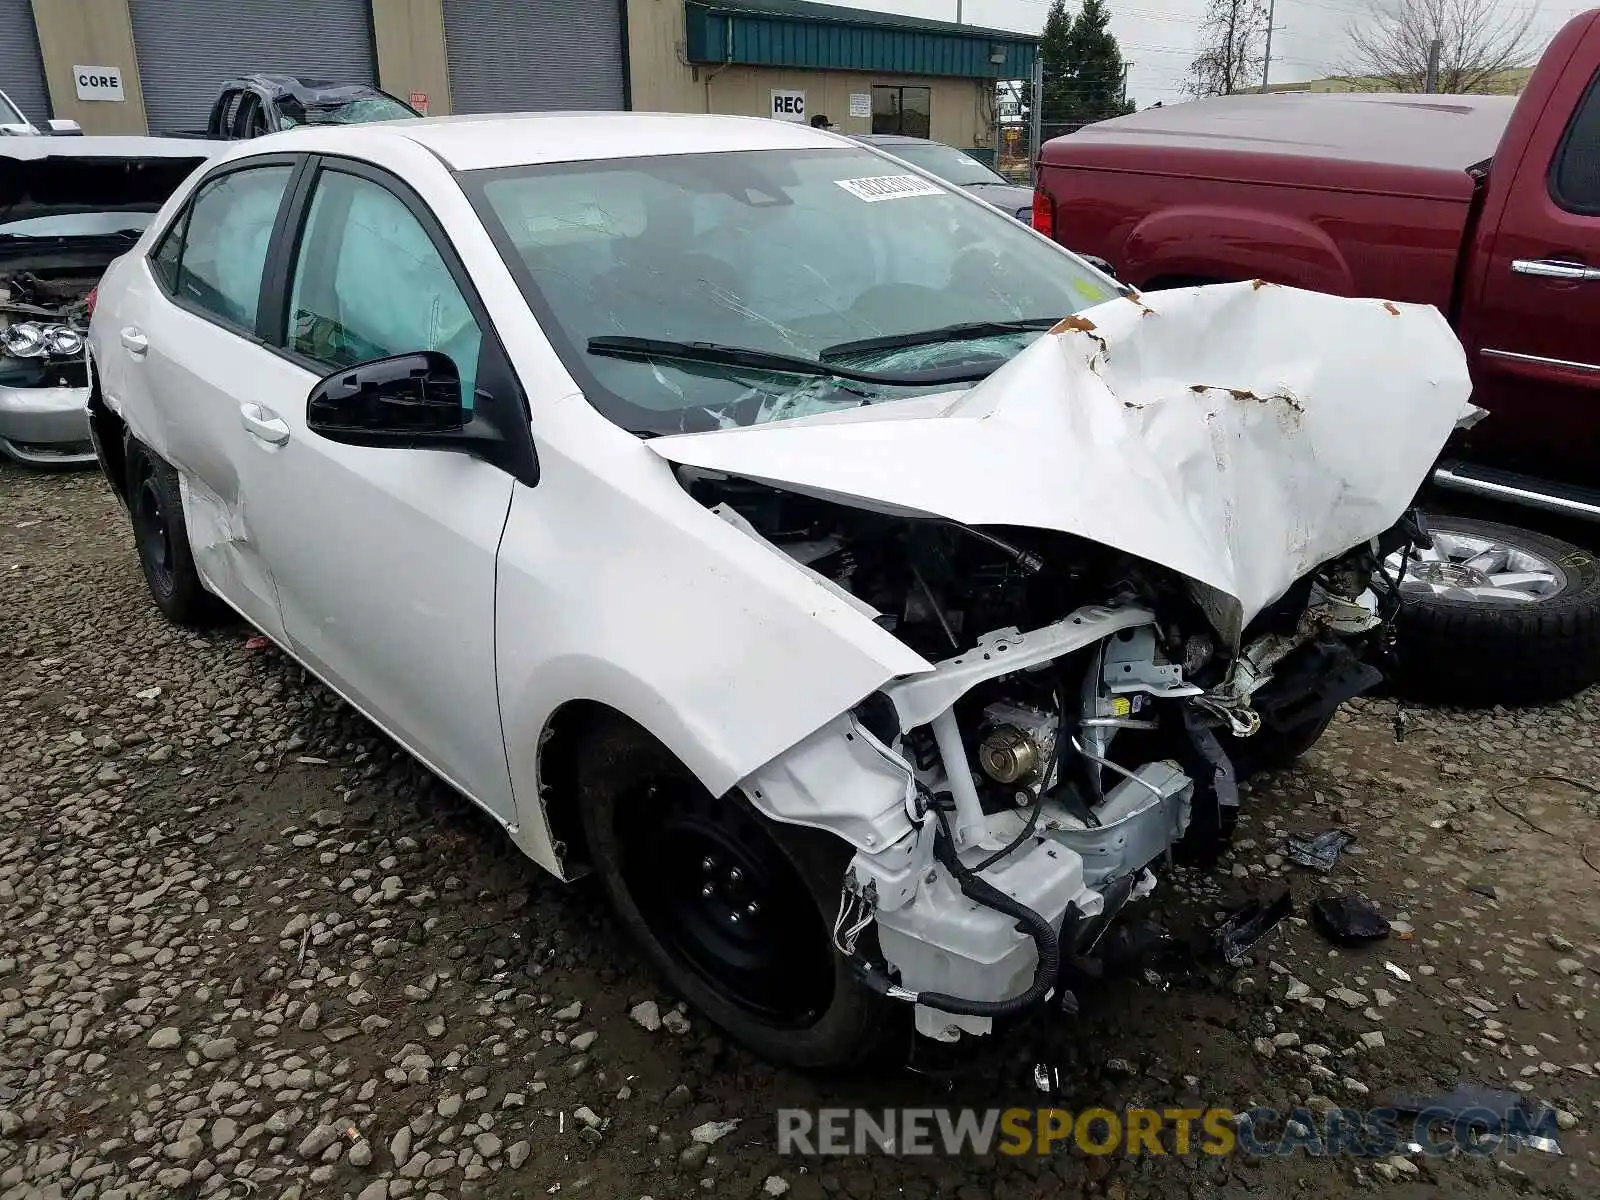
3, 462, 1599, 1200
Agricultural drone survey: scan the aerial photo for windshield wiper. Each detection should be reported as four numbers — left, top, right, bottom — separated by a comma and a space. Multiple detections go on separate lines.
819, 318, 1060, 361
587, 335, 1002, 385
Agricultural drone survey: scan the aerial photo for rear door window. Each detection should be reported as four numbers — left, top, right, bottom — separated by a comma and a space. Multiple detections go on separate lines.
170, 164, 295, 331
1551, 70, 1600, 215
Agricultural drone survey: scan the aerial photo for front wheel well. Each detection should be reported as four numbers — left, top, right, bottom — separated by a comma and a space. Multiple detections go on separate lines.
536, 699, 664, 878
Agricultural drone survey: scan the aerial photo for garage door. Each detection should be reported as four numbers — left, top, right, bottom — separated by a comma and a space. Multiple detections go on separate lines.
0, 0, 50, 127
444, 0, 625, 114
130, 0, 377, 133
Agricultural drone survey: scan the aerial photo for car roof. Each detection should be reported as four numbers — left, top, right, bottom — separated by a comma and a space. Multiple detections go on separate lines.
849, 133, 930, 146
233, 112, 858, 172
227, 73, 383, 104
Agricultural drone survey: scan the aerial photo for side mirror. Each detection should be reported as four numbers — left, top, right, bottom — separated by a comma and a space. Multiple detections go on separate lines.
47, 119, 84, 135
306, 351, 492, 452
1079, 253, 1118, 280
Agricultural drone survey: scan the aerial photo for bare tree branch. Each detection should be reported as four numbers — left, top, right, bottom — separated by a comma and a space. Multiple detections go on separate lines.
1187, 0, 1271, 97
1338, 0, 1539, 93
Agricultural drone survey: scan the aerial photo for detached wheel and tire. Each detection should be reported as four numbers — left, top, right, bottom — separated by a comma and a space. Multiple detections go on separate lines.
1385, 515, 1600, 706
576, 719, 891, 1070
124, 439, 226, 627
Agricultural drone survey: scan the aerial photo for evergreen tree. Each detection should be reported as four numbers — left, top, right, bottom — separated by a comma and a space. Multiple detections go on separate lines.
1039, 0, 1135, 127
1064, 0, 1135, 121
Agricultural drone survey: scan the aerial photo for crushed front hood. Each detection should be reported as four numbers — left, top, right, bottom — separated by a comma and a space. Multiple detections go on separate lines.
648, 281, 1474, 645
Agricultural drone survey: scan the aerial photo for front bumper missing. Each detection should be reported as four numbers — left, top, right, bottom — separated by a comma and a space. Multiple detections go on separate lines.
741, 591, 1382, 1042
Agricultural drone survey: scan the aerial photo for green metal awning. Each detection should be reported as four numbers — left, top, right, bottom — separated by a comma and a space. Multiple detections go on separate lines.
684, 0, 1037, 79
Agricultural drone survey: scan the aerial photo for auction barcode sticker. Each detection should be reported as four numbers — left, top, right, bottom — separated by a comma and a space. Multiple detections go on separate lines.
834, 174, 945, 202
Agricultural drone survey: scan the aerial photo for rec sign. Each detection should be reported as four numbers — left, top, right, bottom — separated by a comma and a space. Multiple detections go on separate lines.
73, 66, 125, 102
770, 89, 805, 122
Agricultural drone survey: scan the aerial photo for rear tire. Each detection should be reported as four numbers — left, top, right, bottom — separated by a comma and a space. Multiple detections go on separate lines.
124, 439, 227, 627
1385, 515, 1600, 706
575, 717, 892, 1070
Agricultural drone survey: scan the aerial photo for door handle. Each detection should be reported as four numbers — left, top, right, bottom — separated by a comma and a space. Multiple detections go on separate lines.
1511, 258, 1600, 281
239, 403, 290, 446
119, 327, 148, 356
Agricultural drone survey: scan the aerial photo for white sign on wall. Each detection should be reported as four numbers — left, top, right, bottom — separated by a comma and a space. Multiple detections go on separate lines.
770, 89, 805, 122
73, 65, 125, 102
848, 92, 870, 119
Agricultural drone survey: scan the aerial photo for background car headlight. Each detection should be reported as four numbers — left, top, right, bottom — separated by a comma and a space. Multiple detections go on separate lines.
44, 327, 83, 358
2, 322, 46, 357
2, 321, 86, 359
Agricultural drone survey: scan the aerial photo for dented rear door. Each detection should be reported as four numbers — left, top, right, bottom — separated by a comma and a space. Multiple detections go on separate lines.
134, 157, 301, 639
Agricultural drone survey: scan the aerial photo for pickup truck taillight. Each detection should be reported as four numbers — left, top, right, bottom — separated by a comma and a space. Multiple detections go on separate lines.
1031, 188, 1053, 239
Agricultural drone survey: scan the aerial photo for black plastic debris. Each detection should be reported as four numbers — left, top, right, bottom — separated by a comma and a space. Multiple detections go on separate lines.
1311, 893, 1390, 944
1286, 829, 1354, 872
1215, 885, 1293, 966
1385, 1082, 1563, 1155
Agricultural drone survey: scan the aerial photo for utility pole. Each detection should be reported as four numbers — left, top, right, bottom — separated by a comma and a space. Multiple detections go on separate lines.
1028, 55, 1044, 185
1120, 61, 1131, 110
1424, 36, 1443, 92
1260, 0, 1277, 91
956, 0, 962, 24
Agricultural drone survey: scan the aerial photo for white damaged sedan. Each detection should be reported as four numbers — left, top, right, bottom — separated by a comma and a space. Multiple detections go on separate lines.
87, 113, 1472, 1068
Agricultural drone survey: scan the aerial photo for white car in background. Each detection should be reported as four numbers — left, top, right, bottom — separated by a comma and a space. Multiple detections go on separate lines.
86, 113, 1471, 1068
0, 85, 81, 136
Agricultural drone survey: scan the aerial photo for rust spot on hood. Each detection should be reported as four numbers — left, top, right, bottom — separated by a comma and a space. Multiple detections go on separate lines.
1251, 279, 1271, 290
1382, 301, 1401, 315
1051, 314, 1099, 335
1190, 383, 1305, 413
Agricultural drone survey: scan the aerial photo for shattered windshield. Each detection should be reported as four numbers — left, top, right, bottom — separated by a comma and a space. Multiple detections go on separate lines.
464, 147, 1118, 434
279, 94, 415, 127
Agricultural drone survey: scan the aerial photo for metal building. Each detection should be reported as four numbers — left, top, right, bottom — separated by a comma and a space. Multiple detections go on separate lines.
22, 0, 1035, 157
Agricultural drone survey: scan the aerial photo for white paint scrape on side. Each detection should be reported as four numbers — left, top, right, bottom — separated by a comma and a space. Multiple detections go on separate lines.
648, 281, 1474, 645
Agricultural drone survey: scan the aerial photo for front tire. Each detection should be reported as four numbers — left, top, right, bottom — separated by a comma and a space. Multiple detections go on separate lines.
575, 718, 891, 1070
124, 439, 226, 627
1226, 711, 1336, 778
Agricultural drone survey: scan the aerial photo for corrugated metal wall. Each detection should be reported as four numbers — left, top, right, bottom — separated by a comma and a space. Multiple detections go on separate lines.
130, 0, 378, 133
443, 0, 624, 114
686, 4, 1034, 79
0, 0, 50, 126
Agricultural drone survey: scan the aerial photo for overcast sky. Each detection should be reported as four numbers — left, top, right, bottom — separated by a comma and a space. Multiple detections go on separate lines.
857, 0, 1586, 106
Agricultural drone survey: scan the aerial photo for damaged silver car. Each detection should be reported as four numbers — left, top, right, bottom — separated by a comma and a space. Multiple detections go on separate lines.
0, 137, 211, 466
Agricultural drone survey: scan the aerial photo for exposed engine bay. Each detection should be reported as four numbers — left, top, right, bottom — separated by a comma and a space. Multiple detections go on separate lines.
0, 269, 91, 390
690, 472, 1411, 1041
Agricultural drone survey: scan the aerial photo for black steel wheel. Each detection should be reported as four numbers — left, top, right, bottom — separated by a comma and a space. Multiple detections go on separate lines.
123, 438, 226, 626
617, 778, 835, 1026
575, 717, 892, 1069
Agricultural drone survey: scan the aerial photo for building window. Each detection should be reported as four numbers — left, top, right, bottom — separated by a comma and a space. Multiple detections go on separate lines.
871, 85, 931, 138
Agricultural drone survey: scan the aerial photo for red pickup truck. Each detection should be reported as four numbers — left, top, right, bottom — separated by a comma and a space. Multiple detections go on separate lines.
1034, 8, 1600, 704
